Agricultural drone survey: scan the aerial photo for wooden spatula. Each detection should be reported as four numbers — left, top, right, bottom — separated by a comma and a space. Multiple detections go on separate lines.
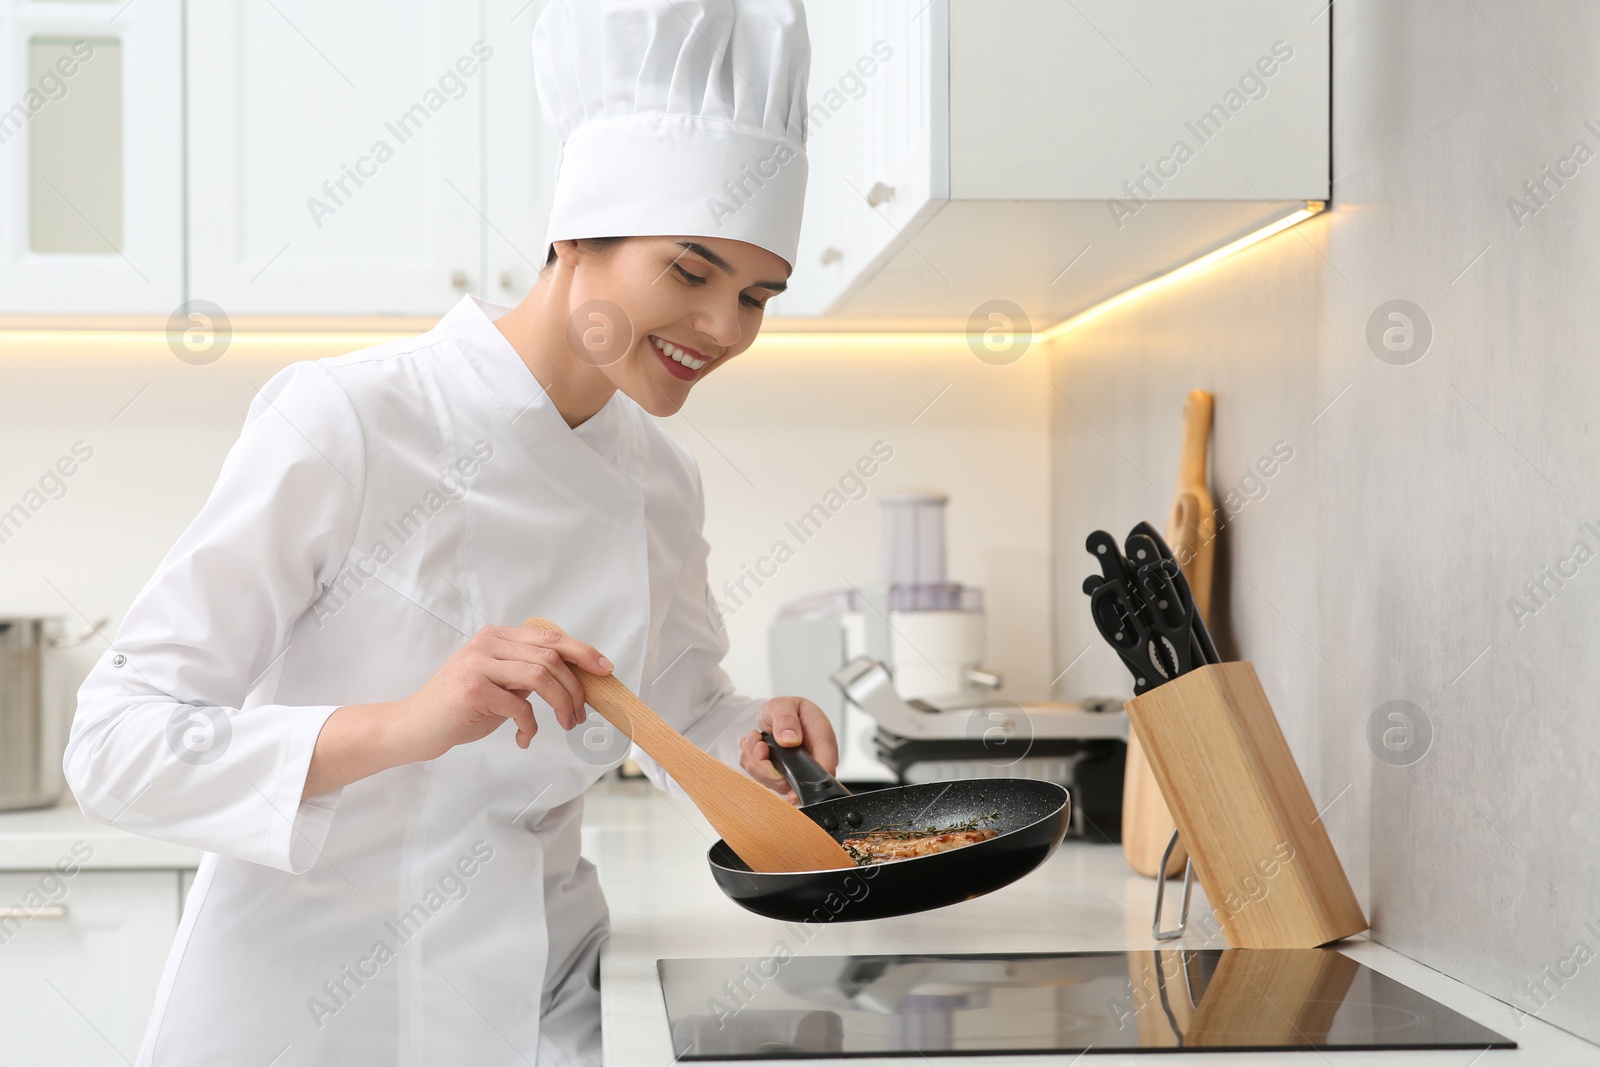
523, 618, 855, 873
1123, 389, 1216, 879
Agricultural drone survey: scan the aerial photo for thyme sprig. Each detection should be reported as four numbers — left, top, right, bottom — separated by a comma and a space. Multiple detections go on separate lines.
850, 810, 1000, 840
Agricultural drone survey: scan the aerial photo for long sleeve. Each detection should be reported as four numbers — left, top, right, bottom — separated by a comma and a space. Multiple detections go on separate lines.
635, 463, 764, 794
64, 360, 365, 873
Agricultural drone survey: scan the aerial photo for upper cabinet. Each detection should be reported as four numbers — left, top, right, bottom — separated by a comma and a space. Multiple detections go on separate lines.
481, 0, 560, 311
2, 0, 1326, 324
186, 0, 556, 316
772, 0, 1330, 329
0, 0, 184, 313
781, 1, 946, 322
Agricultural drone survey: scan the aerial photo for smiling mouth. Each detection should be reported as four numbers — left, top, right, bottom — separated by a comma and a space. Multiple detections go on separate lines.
650, 335, 713, 380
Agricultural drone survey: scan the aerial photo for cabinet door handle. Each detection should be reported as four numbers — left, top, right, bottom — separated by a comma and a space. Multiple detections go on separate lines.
865, 182, 896, 208
450, 271, 470, 290
0, 905, 67, 920
820, 246, 843, 266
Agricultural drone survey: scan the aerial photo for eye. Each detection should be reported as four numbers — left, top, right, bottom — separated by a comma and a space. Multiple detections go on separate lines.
741, 293, 768, 310
672, 264, 707, 285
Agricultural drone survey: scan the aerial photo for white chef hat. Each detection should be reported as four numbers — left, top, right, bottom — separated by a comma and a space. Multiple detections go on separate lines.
532, 0, 811, 268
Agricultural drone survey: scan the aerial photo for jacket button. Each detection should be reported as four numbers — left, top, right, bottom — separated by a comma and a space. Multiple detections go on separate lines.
111, 653, 126, 668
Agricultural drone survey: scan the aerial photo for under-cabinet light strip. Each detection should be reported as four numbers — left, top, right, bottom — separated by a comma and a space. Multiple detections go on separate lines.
0, 330, 410, 348
0, 203, 1324, 350
1034, 200, 1326, 345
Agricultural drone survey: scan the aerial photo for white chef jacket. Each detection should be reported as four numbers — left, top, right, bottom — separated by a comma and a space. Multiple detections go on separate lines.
65, 296, 763, 1066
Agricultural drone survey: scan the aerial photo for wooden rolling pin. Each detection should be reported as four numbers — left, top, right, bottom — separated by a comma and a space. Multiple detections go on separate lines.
1123, 390, 1216, 878
523, 618, 855, 873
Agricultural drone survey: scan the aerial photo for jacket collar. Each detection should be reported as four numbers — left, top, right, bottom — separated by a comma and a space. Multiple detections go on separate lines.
441, 296, 643, 524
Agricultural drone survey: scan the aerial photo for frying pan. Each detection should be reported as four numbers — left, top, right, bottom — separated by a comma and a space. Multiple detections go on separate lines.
707, 734, 1070, 922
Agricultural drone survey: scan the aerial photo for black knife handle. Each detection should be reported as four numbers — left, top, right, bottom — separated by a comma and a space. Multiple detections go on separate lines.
1086, 529, 1132, 584
1193, 616, 1220, 665
1129, 521, 1177, 565
1165, 563, 1220, 665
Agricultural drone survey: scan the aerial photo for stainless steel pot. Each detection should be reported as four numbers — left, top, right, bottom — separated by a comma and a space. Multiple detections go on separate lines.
1, 616, 106, 811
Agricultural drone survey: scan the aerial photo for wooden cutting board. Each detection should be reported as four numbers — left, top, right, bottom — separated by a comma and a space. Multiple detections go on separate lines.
1123, 390, 1216, 878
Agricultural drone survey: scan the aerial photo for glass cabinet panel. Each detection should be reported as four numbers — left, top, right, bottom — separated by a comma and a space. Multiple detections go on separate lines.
27, 36, 122, 254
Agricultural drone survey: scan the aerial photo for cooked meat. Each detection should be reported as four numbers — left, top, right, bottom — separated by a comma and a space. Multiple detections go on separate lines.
842, 827, 998, 865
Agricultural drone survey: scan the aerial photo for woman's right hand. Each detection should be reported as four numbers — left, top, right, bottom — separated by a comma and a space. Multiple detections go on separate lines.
303, 624, 613, 800
396, 624, 614, 759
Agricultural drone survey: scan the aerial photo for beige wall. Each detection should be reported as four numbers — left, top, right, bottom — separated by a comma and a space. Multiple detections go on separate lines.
679, 336, 1053, 699
0, 330, 1052, 722
1049, 0, 1600, 1041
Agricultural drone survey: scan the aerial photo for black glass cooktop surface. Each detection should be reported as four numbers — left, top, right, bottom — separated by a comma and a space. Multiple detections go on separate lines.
657, 949, 1514, 1059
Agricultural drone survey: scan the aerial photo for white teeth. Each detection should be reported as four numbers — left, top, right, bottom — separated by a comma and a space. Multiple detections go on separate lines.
653, 337, 707, 371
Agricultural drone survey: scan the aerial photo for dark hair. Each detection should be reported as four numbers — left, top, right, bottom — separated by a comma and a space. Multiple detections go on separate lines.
543, 236, 626, 270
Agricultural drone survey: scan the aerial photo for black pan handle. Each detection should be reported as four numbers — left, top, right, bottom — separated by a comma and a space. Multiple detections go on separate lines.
759, 732, 852, 805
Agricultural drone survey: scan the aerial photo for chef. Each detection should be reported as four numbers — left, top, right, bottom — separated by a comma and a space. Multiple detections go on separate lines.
64, 1, 823, 1063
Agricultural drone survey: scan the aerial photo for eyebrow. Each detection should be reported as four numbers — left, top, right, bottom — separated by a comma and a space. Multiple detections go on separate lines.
676, 241, 788, 293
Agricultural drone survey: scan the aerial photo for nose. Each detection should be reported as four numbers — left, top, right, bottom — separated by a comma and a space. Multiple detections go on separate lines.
690, 294, 743, 353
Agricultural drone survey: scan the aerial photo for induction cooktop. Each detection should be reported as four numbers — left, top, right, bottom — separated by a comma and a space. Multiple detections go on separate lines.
657, 949, 1514, 1059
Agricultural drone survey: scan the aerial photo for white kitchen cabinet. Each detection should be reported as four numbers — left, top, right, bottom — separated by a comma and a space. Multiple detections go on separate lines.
785, 0, 945, 320
775, 0, 1330, 329
187, 0, 482, 315
481, 0, 559, 308
187, 0, 552, 316
0, 870, 181, 1066
5, 0, 1325, 322
0, 0, 184, 313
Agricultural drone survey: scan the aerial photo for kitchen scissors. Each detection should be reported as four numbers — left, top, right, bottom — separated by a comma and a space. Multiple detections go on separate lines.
1082, 525, 1221, 694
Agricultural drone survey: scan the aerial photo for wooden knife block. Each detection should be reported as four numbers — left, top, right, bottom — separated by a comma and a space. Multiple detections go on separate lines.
1124, 662, 1367, 948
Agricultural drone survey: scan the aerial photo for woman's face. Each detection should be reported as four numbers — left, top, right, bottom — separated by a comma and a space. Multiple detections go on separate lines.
556, 236, 791, 416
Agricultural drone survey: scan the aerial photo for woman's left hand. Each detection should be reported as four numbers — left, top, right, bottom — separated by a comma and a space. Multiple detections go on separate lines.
738, 697, 839, 804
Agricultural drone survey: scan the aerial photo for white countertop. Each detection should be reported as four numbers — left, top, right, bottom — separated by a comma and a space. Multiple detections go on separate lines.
0, 795, 202, 871
582, 780, 1595, 1066
5, 783, 1592, 1062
